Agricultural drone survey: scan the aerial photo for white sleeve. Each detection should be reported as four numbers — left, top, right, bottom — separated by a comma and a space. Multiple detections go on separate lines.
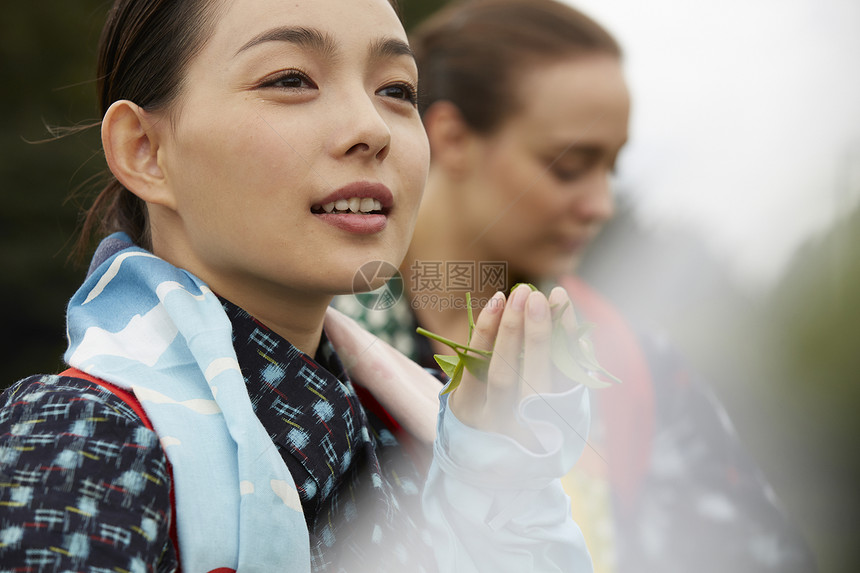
422, 385, 594, 572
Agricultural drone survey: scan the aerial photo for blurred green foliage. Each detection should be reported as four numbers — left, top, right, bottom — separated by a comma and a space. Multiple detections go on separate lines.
1, 1, 107, 382
761, 208, 860, 573
583, 201, 860, 572
400, 0, 451, 31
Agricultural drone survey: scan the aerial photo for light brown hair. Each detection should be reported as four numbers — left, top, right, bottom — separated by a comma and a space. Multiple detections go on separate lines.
411, 0, 621, 134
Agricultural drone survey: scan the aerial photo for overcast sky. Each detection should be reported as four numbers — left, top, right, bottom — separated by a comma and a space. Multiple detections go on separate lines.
568, 0, 860, 292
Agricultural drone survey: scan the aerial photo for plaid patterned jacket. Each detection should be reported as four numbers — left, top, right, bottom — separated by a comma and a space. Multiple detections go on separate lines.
0, 298, 433, 572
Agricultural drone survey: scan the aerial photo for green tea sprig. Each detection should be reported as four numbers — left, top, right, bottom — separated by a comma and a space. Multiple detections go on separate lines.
416, 294, 490, 394
416, 285, 622, 394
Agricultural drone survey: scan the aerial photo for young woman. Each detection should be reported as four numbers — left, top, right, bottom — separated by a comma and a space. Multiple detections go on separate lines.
335, 1, 817, 572
0, 0, 594, 571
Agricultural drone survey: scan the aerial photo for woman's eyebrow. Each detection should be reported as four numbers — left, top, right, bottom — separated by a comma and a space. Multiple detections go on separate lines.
235, 26, 414, 65
369, 37, 415, 63
235, 26, 337, 58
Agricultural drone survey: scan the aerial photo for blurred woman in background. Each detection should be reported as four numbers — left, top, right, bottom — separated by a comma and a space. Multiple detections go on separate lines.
336, 0, 817, 571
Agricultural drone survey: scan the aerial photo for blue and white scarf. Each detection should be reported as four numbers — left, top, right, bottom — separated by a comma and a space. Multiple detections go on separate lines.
65, 233, 310, 572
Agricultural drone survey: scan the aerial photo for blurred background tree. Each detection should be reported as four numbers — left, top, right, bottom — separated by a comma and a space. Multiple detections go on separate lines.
2, 0, 856, 570
400, 0, 451, 30
1, 1, 107, 382
582, 195, 860, 573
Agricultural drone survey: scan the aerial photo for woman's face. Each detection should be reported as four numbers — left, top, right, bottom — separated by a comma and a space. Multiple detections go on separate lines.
459, 56, 629, 280
153, 0, 429, 300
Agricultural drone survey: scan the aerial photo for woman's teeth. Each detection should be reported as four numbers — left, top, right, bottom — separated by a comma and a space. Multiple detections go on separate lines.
318, 198, 383, 214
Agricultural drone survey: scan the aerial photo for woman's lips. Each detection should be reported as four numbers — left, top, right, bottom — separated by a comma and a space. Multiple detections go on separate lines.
313, 181, 394, 211
557, 233, 594, 253
314, 212, 387, 234
311, 181, 392, 234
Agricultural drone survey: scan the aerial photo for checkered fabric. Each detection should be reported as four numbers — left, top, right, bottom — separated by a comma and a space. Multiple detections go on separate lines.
220, 299, 435, 572
0, 299, 435, 572
0, 376, 178, 571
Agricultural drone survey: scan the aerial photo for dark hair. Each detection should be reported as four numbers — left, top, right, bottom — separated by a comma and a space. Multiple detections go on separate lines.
76, 0, 401, 261
74, 0, 224, 259
411, 0, 622, 134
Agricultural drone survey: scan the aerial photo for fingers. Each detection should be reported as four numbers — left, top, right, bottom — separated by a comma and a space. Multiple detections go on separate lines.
484, 284, 530, 415
548, 286, 577, 332
548, 286, 580, 393
466, 291, 506, 355
449, 291, 505, 417
447, 285, 569, 443
521, 290, 553, 397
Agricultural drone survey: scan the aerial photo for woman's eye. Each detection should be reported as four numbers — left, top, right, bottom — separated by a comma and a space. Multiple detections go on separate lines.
551, 167, 587, 183
377, 82, 418, 106
260, 70, 316, 90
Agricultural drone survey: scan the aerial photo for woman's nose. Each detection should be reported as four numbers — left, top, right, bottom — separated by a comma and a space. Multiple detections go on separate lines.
333, 91, 391, 162
574, 171, 615, 224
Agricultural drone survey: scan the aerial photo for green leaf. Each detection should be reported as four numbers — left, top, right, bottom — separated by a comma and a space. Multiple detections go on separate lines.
434, 354, 460, 378
551, 300, 571, 320
435, 349, 490, 393
459, 351, 490, 382
550, 322, 611, 389
574, 324, 623, 385
416, 327, 492, 358
510, 282, 539, 293
419, 289, 622, 395
466, 292, 475, 344
441, 360, 465, 395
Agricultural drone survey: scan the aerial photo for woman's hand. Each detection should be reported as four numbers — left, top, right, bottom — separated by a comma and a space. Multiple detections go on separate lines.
324, 306, 440, 445
448, 284, 578, 443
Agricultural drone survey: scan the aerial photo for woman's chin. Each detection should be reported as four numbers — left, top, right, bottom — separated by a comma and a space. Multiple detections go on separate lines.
515, 255, 581, 284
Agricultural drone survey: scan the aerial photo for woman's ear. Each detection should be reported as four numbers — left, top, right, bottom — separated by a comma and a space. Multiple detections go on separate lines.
422, 101, 480, 179
101, 100, 176, 209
